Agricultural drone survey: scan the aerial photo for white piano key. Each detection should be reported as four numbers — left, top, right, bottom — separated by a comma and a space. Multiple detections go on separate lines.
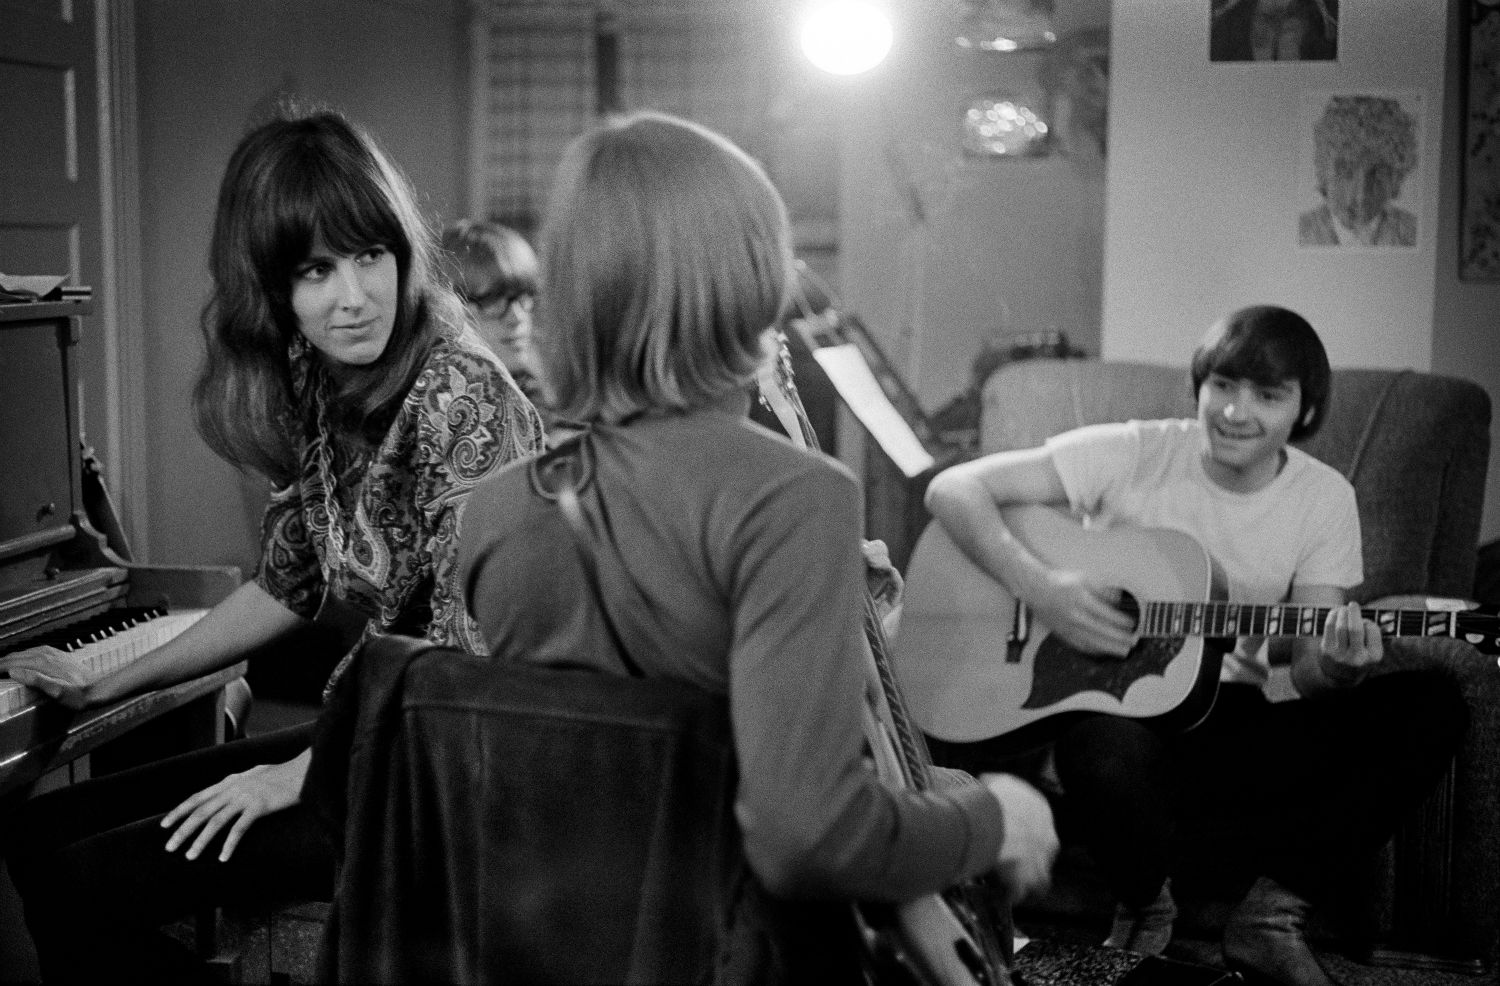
0, 608, 210, 718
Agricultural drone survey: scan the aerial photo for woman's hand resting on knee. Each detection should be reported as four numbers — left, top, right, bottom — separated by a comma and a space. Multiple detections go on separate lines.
161, 747, 312, 862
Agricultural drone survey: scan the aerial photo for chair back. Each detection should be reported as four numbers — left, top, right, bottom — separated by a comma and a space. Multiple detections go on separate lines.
307, 634, 856, 985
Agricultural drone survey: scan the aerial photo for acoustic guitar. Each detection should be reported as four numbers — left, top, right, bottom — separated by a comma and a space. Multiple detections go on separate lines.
894, 508, 1500, 753
756, 333, 1013, 986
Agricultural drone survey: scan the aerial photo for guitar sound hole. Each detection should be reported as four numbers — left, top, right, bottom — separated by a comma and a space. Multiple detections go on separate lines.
1118, 589, 1142, 631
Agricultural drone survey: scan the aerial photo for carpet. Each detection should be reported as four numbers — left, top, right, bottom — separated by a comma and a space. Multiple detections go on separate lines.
1014, 923, 1497, 986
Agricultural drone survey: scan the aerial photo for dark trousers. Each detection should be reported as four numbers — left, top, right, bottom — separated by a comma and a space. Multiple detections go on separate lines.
1054, 671, 1466, 909
5, 723, 332, 985
936, 670, 1466, 912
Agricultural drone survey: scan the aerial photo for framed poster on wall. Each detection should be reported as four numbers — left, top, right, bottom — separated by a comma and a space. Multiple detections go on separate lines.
1294, 91, 1424, 250
1209, 0, 1340, 63
1461, 0, 1500, 280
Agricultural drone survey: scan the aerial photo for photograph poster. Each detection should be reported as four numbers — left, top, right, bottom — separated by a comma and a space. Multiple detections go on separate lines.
1210, 0, 1339, 63
1295, 91, 1424, 251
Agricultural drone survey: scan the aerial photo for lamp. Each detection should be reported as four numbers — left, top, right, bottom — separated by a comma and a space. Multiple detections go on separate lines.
962, 92, 1050, 157
799, 1, 893, 76
954, 0, 1057, 52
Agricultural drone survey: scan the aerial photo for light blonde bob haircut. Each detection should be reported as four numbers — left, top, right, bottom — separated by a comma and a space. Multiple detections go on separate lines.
537, 111, 794, 423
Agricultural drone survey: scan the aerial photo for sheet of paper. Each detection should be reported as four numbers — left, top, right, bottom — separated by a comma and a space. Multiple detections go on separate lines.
0, 273, 66, 299
812, 343, 936, 478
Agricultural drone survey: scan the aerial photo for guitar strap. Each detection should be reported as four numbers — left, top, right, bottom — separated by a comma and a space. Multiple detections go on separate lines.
535, 433, 930, 792
531, 436, 870, 985
531, 438, 647, 679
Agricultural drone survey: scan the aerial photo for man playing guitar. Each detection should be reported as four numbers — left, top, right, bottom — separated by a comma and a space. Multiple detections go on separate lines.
921, 305, 1465, 986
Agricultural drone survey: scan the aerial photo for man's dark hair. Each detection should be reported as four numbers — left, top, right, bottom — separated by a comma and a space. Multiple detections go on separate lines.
1189, 305, 1332, 442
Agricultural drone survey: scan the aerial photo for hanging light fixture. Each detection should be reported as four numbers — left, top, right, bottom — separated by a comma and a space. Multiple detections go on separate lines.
961, 91, 1051, 157
799, 1, 894, 76
954, 0, 1057, 52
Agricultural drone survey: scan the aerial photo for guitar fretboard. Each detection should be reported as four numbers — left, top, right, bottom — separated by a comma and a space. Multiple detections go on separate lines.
1139, 601, 1459, 641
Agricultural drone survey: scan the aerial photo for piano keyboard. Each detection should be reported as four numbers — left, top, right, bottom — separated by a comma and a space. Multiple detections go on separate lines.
0, 606, 210, 717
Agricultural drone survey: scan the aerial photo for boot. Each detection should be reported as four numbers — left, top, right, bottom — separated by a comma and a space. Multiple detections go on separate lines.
1102, 878, 1176, 955
1222, 876, 1338, 986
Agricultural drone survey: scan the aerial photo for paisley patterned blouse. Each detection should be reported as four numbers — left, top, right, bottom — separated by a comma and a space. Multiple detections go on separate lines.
254, 328, 544, 694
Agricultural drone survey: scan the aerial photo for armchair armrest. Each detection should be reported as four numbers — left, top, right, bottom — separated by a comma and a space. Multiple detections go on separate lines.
1373, 636, 1500, 959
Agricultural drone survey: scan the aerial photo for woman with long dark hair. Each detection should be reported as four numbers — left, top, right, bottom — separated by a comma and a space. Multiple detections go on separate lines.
3, 106, 542, 982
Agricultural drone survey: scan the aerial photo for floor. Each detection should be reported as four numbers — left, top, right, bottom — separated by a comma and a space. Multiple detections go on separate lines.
217, 877, 1495, 985
189, 901, 326, 986
1014, 918, 1498, 986
201, 696, 324, 985
229, 924, 1494, 986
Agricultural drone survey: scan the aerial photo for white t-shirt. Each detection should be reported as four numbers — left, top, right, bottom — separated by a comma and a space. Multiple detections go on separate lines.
1046, 419, 1362, 686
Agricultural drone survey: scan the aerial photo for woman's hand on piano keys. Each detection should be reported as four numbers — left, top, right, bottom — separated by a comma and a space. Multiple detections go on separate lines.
161, 748, 311, 862
0, 645, 96, 709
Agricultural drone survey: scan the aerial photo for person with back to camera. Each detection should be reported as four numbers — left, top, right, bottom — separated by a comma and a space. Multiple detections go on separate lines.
922, 305, 1465, 986
456, 110, 1059, 980
0, 106, 543, 983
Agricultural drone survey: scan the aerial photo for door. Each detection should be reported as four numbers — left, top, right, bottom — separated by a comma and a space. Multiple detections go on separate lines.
0, 0, 118, 519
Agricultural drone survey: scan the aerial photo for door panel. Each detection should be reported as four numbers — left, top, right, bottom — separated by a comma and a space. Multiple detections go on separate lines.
0, 0, 106, 489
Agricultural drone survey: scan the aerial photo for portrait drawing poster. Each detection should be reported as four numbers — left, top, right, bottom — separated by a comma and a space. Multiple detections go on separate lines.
1294, 90, 1425, 251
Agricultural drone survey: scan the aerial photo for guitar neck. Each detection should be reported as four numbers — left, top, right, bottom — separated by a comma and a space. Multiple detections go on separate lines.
1141, 600, 1464, 642
757, 330, 934, 791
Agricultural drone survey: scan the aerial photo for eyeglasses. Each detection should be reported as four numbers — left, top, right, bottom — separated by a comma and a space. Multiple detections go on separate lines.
468, 292, 535, 320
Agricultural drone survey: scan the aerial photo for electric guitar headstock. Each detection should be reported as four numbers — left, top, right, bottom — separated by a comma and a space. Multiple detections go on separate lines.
756, 328, 819, 452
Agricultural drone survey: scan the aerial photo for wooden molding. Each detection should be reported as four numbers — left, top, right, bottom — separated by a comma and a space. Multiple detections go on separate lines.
96, 0, 148, 557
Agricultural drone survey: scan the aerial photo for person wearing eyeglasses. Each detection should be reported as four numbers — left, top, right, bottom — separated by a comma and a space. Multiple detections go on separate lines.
440, 219, 542, 403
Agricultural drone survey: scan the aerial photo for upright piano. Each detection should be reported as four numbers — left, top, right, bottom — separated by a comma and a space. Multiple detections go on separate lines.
0, 299, 245, 799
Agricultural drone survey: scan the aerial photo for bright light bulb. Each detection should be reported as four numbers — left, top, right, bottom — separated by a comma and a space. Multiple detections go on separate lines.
800, 2, 893, 76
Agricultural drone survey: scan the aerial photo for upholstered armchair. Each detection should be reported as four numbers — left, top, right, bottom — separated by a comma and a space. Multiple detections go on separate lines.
974, 358, 1496, 968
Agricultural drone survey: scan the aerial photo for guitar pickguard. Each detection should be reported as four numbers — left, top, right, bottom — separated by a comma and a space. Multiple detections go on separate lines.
895, 509, 1220, 744
1023, 634, 1187, 709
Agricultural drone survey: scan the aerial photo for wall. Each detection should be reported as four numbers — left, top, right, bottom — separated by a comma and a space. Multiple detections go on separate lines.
123, 0, 1500, 563
838, 0, 1112, 416
1434, 0, 1500, 546
1102, 0, 1444, 370
132, 0, 469, 571
1103, 0, 1500, 545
